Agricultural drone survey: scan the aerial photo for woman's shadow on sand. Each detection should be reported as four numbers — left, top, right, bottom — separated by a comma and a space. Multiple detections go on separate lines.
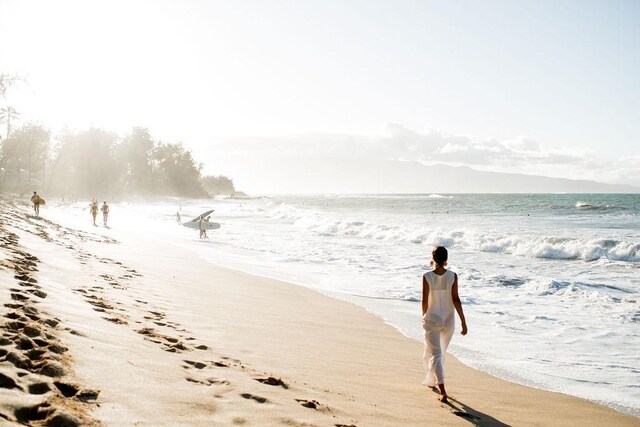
438, 394, 511, 427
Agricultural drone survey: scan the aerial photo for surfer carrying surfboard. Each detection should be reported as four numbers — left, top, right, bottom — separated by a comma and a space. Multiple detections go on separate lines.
199, 216, 208, 239
183, 209, 220, 235
30, 191, 43, 217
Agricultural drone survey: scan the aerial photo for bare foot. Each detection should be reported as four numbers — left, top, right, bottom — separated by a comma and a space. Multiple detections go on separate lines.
437, 383, 448, 403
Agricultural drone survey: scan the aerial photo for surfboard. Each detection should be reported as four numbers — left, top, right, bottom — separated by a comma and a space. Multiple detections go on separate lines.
183, 221, 221, 230
190, 209, 214, 223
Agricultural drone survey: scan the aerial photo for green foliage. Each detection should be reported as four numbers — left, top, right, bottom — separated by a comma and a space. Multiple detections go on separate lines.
0, 106, 20, 139
1, 74, 25, 140
0, 122, 50, 193
201, 175, 235, 195
119, 127, 156, 194
0, 124, 222, 198
43, 127, 209, 198
153, 142, 206, 197
0, 74, 22, 98
49, 128, 123, 196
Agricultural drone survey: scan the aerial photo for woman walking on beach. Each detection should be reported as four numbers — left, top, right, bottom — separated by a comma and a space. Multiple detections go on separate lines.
422, 246, 467, 402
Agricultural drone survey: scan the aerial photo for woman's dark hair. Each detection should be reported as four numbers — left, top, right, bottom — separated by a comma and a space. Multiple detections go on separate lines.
431, 246, 448, 267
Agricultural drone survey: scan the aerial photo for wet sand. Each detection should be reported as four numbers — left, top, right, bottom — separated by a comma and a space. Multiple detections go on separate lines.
1, 200, 638, 426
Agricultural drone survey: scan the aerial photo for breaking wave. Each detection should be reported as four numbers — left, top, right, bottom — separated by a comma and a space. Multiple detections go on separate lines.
264, 204, 639, 262
575, 202, 627, 211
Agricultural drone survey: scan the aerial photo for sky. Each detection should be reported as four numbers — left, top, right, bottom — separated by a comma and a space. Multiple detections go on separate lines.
1, 0, 639, 192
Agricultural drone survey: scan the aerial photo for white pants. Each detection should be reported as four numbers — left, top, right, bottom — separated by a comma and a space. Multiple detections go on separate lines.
422, 323, 454, 386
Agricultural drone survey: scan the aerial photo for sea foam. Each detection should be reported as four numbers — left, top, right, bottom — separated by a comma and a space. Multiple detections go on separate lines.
179, 193, 640, 416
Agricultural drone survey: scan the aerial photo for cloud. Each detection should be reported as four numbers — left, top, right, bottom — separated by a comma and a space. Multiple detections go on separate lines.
438, 143, 469, 154
503, 136, 539, 152
200, 123, 639, 189
590, 155, 640, 186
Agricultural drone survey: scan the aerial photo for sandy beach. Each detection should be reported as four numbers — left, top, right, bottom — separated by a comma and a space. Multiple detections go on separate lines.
0, 199, 638, 426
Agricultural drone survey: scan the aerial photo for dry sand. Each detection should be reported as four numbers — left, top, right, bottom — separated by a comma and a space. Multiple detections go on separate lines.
1, 200, 638, 426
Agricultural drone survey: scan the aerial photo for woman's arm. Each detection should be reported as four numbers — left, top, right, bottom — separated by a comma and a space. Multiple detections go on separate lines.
451, 273, 468, 335
421, 275, 428, 316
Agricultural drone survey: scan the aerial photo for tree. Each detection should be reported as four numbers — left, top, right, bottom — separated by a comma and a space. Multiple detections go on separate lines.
0, 120, 233, 199
0, 74, 24, 191
0, 106, 20, 140
201, 175, 235, 195
48, 128, 123, 197
0, 123, 50, 193
153, 142, 206, 197
0, 74, 25, 141
119, 127, 156, 194
0, 74, 22, 98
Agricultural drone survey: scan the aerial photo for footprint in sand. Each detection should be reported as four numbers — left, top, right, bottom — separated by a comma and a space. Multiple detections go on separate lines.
53, 381, 79, 397
0, 226, 101, 425
183, 360, 207, 369
181, 359, 234, 388
241, 393, 268, 404
295, 399, 322, 410
14, 403, 53, 423
255, 376, 288, 389
28, 382, 52, 395
11, 293, 30, 301
136, 328, 191, 353
103, 317, 128, 325
186, 377, 231, 386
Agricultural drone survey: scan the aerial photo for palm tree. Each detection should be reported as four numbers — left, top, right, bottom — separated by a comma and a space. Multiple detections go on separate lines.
0, 106, 20, 139
0, 74, 21, 98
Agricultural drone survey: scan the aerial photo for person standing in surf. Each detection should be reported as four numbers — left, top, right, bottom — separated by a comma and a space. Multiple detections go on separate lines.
421, 246, 467, 402
199, 215, 207, 239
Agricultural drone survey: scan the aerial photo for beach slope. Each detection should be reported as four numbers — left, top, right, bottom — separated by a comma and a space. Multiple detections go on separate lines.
0, 201, 638, 426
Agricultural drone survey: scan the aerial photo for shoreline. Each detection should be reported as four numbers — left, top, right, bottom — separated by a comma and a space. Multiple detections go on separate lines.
1, 200, 638, 425
187, 245, 640, 419
181, 237, 640, 418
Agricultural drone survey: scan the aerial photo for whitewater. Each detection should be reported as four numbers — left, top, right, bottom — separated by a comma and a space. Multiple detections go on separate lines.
50, 193, 640, 416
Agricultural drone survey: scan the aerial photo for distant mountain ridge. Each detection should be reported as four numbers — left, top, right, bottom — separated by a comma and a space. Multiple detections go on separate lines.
392, 162, 639, 193
283, 160, 639, 193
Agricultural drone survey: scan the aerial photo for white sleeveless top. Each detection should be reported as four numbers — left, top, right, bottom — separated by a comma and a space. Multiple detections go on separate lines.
423, 270, 456, 329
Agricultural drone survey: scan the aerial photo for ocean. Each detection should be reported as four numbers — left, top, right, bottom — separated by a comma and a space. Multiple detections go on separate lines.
52, 193, 640, 416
